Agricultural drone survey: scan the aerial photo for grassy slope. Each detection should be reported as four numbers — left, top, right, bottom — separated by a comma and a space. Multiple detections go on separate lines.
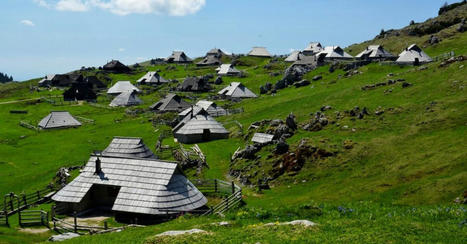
0, 11, 466, 244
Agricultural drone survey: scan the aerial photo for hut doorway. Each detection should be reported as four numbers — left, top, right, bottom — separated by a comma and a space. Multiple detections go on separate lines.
88, 184, 120, 209
202, 129, 211, 141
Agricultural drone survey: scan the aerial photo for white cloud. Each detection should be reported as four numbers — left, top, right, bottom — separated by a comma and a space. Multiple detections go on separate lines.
20, 20, 35, 27
35, 0, 206, 16
56, 0, 89, 12
118, 48, 125, 52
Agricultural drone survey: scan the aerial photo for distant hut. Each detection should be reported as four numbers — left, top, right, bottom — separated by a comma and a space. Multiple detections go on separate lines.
178, 77, 211, 92
149, 93, 191, 112
136, 72, 168, 85
52, 154, 207, 220
101, 137, 156, 159
38, 74, 56, 87
216, 64, 241, 76
63, 82, 97, 101
107, 81, 140, 96
355, 45, 396, 61
218, 82, 257, 99
103, 60, 131, 73
173, 109, 229, 144
196, 56, 222, 66
248, 47, 272, 57
315, 46, 353, 61
206, 48, 226, 58
285, 51, 307, 62
109, 91, 142, 107
179, 100, 226, 118
302, 42, 324, 56
38, 111, 82, 129
85, 76, 106, 90
38, 74, 72, 87
396, 44, 433, 64
291, 55, 319, 68
166, 51, 192, 64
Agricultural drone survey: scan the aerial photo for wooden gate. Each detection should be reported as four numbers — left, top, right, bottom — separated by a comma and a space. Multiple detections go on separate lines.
18, 210, 49, 227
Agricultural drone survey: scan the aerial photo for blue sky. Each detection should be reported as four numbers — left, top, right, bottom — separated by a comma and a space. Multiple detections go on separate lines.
0, 0, 452, 81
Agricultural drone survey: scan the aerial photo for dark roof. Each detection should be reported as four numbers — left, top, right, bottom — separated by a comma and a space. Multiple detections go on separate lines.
103, 60, 131, 73
196, 56, 222, 66
150, 93, 191, 112
178, 77, 211, 92
63, 82, 97, 101
166, 51, 192, 63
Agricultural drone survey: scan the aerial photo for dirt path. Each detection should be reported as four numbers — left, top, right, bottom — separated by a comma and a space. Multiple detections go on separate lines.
0, 97, 41, 105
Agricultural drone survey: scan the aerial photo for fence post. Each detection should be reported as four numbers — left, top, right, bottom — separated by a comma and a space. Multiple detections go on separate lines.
37, 191, 41, 201
5, 210, 9, 227
104, 221, 108, 230
9, 195, 14, 212
73, 211, 77, 233
51, 205, 56, 219
22, 194, 27, 208
214, 179, 218, 193
225, 196, 229, 212
231, 181, 235, 194
18, 209, 22, 227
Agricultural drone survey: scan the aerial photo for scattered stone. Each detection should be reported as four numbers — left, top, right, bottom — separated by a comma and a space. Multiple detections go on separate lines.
274, 139, 289, 154
387, 73, 394, 77
293, 79, 310, 88
418, 66, 428, 71
343, 139, 354, 149
156, 229, 207, 237
375, 110, 384, 116
312, 75, 322, 81
211, 221, 231, 226
285, 113, 297, 130
264, 220, 316, 227
214, 76, 223, 85
429, 35, 440, 45
320, 105, 332, 111
49, 233, 80, 242
402, 82, 413, 88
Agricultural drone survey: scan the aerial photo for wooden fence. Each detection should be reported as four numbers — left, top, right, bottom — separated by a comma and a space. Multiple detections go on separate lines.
19, 121, 38, 131
0, 210, 8, 227
18, 210, 49, 228
52, 212, 122, 235
193, 179, 243, 216
1, 186, 55, 217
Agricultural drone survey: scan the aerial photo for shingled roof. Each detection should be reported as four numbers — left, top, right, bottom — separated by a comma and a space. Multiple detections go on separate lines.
285, 51, 307, 62
173, 109, 229, 144
107, 81, 140, 95
248, 47, 272, 57
149, 93, 191, 112
356, 45, 395, 60
303, 42, 323, 55
103, 60, 131, 73
178, 77, 211, 92
109, 91, 143, 107
218, 82, 257, 98
396, 44, 433, 64
216, 64, 241, 76
196, 55, 222, 66
101, 137, 156, 159
179, 100, 226, 118
136, 72, 168, 85
316, 46, 353, 60
52, 155, 207, 215
166, 51, 192, 63
38, 111, 82, 129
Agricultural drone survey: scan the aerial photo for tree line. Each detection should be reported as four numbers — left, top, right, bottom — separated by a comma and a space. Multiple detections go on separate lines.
0, 72, 14, 83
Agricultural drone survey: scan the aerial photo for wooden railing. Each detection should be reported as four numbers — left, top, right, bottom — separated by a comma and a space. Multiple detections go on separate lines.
52, 212, 123, 235
192, 179, 243, 216
19, 210, 49, 228
0, 210, 8, 227
1, 186, 55, 217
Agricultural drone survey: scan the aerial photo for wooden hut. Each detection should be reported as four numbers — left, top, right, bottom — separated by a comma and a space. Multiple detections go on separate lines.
248, 47, 272, 57
103, 60, 131, 73
136, 72, 168, 85
396, 44, 433, 64
173, 109, 229, 144
107, 81, 140, 96
38, 111, 81, 130
101, 137, 156, 159
109, 91, 142, 107
149, 94, 191, 112
218, 82, 257, 99
177, 77, 211, 92
355, 45, 396, 61
166, 51, 192, 63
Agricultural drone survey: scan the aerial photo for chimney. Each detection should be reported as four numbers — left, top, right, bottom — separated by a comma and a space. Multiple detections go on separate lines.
94, 157, 102, 175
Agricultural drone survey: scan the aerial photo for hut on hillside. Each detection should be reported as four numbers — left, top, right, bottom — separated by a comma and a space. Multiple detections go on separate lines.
109, 91, 142, 107
396, 44, 433, 64
285, 51, 307, 62
38, 111, 81, 129
316, 46, 353, 61
177, 77, 211, 92
216, 64, 241, 76
107, 81, 140, 96
355, 45, 396, 61
206, 48, 226, 58
63, 82, 97, 101
196, 56, 222, 66
103, 60, 131, 73
248, 47, 272, 57
38, 74, 72, 87
302, 42, 324, 56
85, 76, 106, 90
136, 72, 168, 85
173, 109, 229, 144
52, 154, 207, 221
166, 51, 192, 64
101, 136, 156, 159
179, 100, 226, 118
218, 82, 257, 99
149, 93, 191, 112
291, 55, 319, 68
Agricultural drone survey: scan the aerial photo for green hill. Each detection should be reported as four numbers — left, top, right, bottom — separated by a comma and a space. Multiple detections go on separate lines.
0, 3, 466, 244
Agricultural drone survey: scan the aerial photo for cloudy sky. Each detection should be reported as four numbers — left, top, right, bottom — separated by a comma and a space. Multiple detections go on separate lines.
0, 0, 451, 81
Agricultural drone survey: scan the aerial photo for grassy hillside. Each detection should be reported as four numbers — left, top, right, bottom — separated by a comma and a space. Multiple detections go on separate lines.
0, 5, 466, 244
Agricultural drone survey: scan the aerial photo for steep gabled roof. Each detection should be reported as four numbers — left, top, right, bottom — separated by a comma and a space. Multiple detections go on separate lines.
218, 82, 257, 98
136, 72, 168, 84
396, 44, 433, 63
109, 91, 143, 107
285, 51, 307, 62
303, 42, 323, 54
316, 46, 353, 59
206, 48, 225, 57
355, 45, 395, 59
248, 47, 272, 57
196, 55, 222, 66
107, 81, 140, 95
179, 100, 226, 118
38, 111, 82, 129
52, 155, 207, 215
174, 110, 229, 137
102, 137, 156, 159
166, 51, 192, 63
178, 77, 211, 92
149, 93, 191, 112
103, 60, 131, 72
217, 64, 241, 76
